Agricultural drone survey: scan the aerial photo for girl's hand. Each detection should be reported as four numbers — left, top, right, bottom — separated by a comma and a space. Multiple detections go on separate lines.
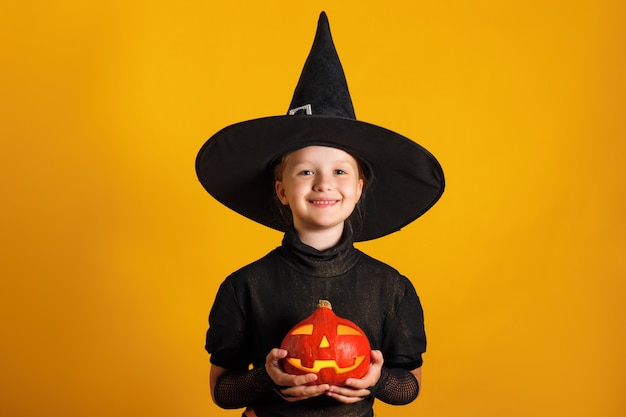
325, 350, 384, 404
265, 348, 330, 402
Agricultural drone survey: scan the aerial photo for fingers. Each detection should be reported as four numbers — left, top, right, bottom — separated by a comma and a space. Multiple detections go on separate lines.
265, 348, 289, 384
275, 383, 330, 402
276, 371, 320, 388
265, 348, 385, 404
265, 348, 329, 402
370, 349, 384, 366
325, 385, 371, 404
325, 350, 385, 404
343, 350, 384, 389
266, 347, 287, 364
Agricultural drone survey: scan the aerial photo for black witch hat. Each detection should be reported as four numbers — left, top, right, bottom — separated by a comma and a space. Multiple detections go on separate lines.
196, 12, 444, 241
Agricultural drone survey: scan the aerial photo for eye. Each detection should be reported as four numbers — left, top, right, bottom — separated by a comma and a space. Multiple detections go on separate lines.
334, 169, 346, 175
299, 169, 314, 176
337, 324, 362, 335
291, 324, 314, 335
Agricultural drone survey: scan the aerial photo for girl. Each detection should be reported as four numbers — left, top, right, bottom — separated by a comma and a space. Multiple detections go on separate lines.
196, 12, 444, 417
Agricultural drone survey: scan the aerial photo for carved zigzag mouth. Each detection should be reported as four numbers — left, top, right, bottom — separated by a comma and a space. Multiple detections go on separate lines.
285, 355, 366, 374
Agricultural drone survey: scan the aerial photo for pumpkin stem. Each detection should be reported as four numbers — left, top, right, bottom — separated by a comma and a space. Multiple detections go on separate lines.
318, 300, 332, 309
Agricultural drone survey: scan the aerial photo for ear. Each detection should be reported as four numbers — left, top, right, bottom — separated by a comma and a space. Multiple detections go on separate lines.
356, 178, 364, 201
275, 181, 289, 205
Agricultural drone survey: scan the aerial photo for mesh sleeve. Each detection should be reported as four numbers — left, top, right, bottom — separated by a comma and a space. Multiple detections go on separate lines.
213, 366, 274, 409
371, 367, 420, 405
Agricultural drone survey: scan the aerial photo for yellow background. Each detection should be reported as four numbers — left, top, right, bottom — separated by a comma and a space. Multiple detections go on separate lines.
1, 1, 624, 416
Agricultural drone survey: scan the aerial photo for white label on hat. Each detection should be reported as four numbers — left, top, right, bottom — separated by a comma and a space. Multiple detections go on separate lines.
288, 104, 312, 115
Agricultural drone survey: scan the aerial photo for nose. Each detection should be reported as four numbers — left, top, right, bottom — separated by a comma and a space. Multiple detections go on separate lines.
313, 172, 332, 191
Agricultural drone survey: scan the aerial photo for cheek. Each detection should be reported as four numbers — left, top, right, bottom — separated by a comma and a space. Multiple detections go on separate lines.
345, 180, 363, 202
279, 180, 312, 204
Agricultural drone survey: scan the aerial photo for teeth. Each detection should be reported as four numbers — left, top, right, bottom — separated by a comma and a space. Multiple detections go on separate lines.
311, 200, 337, 205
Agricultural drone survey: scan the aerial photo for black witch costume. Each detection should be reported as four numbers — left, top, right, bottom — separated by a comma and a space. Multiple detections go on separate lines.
196, 12, 445, 417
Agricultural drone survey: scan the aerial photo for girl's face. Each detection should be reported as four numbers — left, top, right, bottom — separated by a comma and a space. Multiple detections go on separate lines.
275, 146, 364, 236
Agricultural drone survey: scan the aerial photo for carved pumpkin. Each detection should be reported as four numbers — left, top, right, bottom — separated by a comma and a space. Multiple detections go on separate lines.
280, 300, 371, 385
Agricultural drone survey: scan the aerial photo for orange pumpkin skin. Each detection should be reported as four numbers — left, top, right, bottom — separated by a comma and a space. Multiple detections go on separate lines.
280, 300, 371, 386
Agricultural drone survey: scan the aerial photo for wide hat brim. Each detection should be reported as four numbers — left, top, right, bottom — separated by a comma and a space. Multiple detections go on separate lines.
196, 114, 444, 241
196, 12, 444, 241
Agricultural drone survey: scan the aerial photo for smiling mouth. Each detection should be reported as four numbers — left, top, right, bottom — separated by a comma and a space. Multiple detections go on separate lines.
309, 200, 340, 206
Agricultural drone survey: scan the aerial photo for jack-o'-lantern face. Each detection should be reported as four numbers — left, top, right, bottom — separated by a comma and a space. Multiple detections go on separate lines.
280, 300, 371, 386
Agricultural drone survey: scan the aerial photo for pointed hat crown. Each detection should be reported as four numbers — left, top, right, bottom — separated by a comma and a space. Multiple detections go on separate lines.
288, 12, 356, 119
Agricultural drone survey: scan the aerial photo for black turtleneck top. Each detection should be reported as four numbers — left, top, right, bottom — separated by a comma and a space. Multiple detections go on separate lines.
206, 227, 426, 417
